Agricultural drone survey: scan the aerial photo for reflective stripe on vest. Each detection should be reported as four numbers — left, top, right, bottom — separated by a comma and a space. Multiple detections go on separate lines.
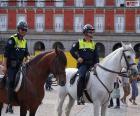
11, 34, 27, 48
79, 39, 95, 50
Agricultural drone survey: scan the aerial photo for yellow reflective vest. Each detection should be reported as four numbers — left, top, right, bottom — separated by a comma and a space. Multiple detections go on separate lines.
79, 39, 95, 50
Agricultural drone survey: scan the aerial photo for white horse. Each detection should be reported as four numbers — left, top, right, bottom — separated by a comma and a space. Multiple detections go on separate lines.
57, 43, 138, 116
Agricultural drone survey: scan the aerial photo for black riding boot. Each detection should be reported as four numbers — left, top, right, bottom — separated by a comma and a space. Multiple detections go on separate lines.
6, 88, 14, 113
77, 77, 85, 105
6, 104, 13, 113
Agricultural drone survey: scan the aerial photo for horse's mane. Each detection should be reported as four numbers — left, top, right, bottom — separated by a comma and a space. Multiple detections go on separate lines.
101, 44, 134, 63
101, 47, 123, 63
28, 51, 53, 65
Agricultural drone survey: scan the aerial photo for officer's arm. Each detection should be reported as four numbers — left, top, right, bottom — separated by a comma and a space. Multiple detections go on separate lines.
3, 38, 15, 73
70, 42, 79, 60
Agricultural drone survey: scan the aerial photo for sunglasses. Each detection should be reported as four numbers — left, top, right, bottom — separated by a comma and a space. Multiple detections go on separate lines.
21, 28, 27, 32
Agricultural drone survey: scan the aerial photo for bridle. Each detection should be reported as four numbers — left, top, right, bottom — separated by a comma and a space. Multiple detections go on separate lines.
94, 49, 136, 104
97, 49, 136, 75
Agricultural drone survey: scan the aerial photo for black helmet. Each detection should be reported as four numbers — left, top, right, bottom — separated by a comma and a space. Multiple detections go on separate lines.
17, 21, 28, 30
83, 24, 95, 34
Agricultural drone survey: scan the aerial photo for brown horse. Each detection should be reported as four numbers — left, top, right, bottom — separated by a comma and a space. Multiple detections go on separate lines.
0, 47, 67, 116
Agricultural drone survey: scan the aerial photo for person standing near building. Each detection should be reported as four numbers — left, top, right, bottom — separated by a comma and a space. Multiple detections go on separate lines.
2, 21, 30, 113
70, 24, 99, 105
120, 68, 130, 105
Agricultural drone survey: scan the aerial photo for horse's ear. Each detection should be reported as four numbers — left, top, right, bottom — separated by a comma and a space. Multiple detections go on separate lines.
55, 45, 60, 55
121, 42, 126, 49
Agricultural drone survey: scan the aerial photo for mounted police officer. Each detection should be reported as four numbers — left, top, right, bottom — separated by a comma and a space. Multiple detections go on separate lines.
70, 24, 99, 105
2, 21, 30, 113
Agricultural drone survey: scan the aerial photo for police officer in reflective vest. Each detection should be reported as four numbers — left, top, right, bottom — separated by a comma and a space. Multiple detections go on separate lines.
2, 21, 30, 112
70, 24, 99, 105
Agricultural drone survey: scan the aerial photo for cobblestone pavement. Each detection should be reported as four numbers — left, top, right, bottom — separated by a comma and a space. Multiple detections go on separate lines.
1, 83, 140, 116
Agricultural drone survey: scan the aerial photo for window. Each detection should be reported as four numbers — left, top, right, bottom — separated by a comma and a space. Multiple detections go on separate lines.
116, 0, 125, 7
0, 15, 7, 31
54, 15, 64, 32
35, 15, 44, 32
95, 0, 105, 7
115, 15, 125, 33
74, 15, 84, 32
136, 16, 140, 33
36, 0, 45, 7
55, 0, 64, 7
17, 15, 26, 25
17, 0, 27, 7
94, 15, 105, 32
75, 0, 84, 7
0, 0, 8, 7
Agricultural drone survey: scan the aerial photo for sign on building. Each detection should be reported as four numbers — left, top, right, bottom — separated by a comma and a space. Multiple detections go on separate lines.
126, 1, 139, 7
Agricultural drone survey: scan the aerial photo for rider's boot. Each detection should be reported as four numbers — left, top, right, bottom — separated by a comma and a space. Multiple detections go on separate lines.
6, 87, 14, 113
77, 77, 85, 105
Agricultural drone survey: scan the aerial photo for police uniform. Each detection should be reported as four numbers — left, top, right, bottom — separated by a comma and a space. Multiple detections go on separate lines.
70, 38, 99, 104
4, 33, 29, 103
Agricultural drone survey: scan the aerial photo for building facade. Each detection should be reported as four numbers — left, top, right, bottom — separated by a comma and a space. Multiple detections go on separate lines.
0, 0, 140, 57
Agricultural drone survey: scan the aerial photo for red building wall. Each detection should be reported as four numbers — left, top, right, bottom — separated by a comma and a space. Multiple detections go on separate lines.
1, 0, 139, 33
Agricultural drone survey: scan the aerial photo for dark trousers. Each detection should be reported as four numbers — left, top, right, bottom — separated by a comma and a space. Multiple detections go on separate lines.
77, 65, 89, 99
109, 98, 120, 107
7, 67, 19, 103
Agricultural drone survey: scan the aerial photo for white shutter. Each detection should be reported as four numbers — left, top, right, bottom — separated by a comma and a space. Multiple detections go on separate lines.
116, 0, 125, 7
0, 0, 8, 7
18, 0, 27, 7
0, 15, 7, 31
136, 16, 140, 33
95, 16, 104, 32
75, 0, 84, 7
17, 15, 26, 25
96, 0, 105, 7
115, 16, 125, 33
74, 16, 83, 32
55, 16, 63, 32
36, 0, 45, 7
55, 0, 64, 7
35, 15, 44, 32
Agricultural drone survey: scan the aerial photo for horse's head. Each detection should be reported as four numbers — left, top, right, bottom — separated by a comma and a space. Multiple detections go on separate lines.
50, 47, 67, 86
120, 42, 138, 77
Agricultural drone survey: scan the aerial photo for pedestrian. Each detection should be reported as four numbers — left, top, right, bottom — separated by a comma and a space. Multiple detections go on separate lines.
108, 76, 120, 109
129, 74, 140, 105
2, 21, 30, 113
120, 68, 130, 105
45, 73, 53, 91
70, 24, 99, 105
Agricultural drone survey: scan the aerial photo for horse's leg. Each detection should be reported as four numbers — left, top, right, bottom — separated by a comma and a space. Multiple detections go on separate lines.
101, 103, 108, 116
65, 95, 75, 116
93, 101, 100, 116
29, 111, 37, 116
20, 106, 27, 116
57, 86, 67, 116
0, 103, 3, 116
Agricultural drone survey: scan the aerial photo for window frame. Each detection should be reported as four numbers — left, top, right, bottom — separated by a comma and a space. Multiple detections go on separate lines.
114, 15, 125, 33
74, 15, 84, 32
94, 15, 105, 33
54, 15, 64, 32
35, 14, 45, 32
0, 14, 8, 31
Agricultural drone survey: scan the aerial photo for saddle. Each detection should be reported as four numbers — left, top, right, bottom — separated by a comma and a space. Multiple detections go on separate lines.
0, 64, 26, 91
70, 70, 91, 87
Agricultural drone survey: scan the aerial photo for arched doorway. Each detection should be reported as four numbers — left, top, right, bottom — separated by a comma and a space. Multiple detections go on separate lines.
112, 43, 122, 51
134, 43, 140, 58
34, 41, 45, 55
96, 42, 105, 58
52, 41, 64, 50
